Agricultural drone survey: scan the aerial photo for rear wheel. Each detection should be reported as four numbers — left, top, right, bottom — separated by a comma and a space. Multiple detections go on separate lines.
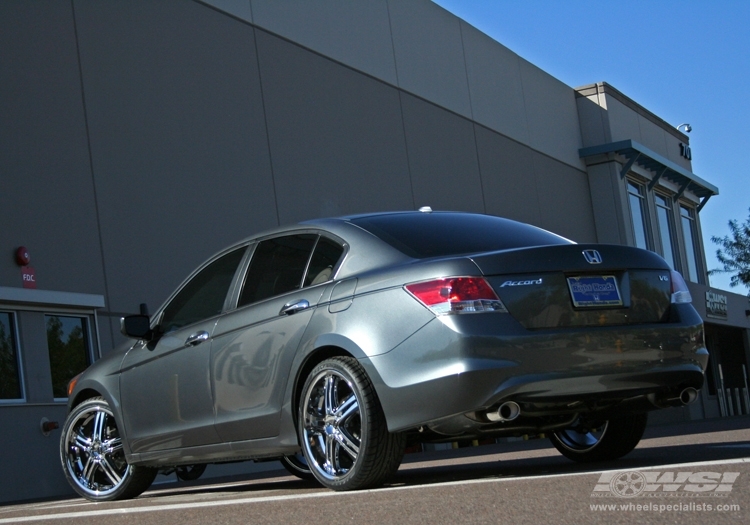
280, 453, 315, 481
60, 397, 157, 501
298, 357, 405, 490
550, 412, 648, 462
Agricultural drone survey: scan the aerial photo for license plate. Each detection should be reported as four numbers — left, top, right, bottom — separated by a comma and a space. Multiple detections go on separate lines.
566, 275, 623, 307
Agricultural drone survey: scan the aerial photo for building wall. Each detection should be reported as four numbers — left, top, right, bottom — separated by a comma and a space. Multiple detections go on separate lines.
1, 0, 596, 351
0, 0, 597, 503
207, 0, 587, 171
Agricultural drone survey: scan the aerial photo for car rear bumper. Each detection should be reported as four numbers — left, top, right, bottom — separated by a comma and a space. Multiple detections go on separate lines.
363, 303, 707, 432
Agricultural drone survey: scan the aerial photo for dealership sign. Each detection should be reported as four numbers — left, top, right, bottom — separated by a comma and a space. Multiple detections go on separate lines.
705, 290, 728, 319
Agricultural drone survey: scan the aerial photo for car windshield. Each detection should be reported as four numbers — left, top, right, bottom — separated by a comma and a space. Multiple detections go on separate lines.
350, 212, 572, 259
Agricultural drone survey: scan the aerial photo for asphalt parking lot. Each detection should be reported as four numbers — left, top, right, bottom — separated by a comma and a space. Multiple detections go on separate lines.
3, 417, 749, 524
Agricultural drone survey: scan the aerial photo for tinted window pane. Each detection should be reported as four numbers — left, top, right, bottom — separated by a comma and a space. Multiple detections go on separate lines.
0, 312, 22, 400
304, 237, 344, 286
681, 206, 699, 282
350, 213, 571, 259
628, 182, 649, 250
46, 315, 89, 399
161, 247, 246, 332
655, 195, 676, 269
239, 234, 317, 306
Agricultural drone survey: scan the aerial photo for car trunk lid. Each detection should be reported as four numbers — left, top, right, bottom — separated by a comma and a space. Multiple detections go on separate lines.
471, 244, 673, 329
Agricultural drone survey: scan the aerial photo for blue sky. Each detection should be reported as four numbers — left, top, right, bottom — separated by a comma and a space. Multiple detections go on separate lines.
433, 0, 750, 294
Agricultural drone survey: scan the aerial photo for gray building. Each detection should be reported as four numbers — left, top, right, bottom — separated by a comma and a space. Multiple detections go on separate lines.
1, 0, 748, 504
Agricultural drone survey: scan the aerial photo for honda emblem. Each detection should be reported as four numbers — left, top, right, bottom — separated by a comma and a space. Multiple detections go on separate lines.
582, 250, 603, 264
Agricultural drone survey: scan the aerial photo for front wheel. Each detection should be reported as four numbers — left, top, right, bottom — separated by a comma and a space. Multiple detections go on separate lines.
60, 397, 157, 501
549, 412, 648, 463
298, 357, 405, 490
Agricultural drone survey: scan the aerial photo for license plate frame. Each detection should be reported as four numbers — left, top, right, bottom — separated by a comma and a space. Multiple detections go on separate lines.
566, 275, 623, 308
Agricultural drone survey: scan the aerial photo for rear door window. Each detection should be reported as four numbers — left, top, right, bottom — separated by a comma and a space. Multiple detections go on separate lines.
304, 237, 344, 286
238, 234, 318, 307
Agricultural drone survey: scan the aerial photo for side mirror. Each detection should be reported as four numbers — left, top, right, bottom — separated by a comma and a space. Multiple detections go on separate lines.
120, 314, 153, 340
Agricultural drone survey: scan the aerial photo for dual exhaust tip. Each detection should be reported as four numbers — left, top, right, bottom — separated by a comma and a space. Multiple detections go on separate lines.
486, 387, 698, 423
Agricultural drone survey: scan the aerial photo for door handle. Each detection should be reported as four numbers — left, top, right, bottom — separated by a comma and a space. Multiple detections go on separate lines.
185, 330, 209, 347
280, 299, 310, 316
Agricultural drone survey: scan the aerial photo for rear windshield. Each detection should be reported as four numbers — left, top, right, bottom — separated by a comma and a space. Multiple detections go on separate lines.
350, 213, 572, 259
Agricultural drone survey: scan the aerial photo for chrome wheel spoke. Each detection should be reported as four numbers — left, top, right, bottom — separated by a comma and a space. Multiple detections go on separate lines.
74, 431, 92, 449
99, 457, 123, 486
81, 457, 97, 485
105, 437, 123, 454
335, 430, 359, 461
324, 433, 338, 475
335, 394, 358, 424
324, 375, 336, 416
92, 411, 106, 442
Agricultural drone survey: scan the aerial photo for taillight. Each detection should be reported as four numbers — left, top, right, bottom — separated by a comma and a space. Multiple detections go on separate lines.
405, 277, 507, 315
670, 270, 692, 304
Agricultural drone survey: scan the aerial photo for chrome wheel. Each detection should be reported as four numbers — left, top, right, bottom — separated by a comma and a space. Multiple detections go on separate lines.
550, 413, 648, 463
302, 369, 361, 480
555, 420, 608, 452
60, 397, 156, 501
298, 357, 405, 490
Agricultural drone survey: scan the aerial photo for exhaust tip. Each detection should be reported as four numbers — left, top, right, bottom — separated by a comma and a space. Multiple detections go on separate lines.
487, 401, 521, 422
680, 387, 698, 405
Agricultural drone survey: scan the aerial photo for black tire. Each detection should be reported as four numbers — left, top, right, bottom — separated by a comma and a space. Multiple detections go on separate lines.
175, 464, 207, 481
280, 453, 316, 481
60, 397, 157, 501
298, 357, 405, 490
549, 412, 648, 463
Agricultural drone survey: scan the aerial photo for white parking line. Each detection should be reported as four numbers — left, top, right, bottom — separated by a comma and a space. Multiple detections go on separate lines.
4, 456, 750, 524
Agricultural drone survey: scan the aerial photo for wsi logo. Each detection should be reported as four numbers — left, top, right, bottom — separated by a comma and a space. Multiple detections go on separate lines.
591, 470, 740, 498
582, 250, 603, 264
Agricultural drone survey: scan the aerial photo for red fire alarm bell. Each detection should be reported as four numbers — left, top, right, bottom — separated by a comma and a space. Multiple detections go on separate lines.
15, 246, 31, 266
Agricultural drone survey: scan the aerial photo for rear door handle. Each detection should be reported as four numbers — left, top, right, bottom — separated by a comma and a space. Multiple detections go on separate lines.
280, 300, 310, 316
185, 331, 209, 347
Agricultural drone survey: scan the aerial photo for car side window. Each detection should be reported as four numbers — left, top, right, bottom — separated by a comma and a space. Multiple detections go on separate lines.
160, 247, 246, 333
238, 234, 318, 307
304, 237, 344, 286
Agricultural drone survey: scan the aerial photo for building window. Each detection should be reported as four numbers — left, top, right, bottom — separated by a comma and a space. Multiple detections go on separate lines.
0, 312, 23, 400
654, 194, 677, 269
680, 205, 700, 282
46, 315, 91, 399
627, 181, 649, 250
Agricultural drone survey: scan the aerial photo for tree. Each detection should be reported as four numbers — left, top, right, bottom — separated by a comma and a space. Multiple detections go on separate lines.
710, 207, 750, 294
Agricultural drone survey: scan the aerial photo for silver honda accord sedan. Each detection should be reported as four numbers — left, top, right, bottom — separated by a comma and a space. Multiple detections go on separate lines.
60, 211, 707, 500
